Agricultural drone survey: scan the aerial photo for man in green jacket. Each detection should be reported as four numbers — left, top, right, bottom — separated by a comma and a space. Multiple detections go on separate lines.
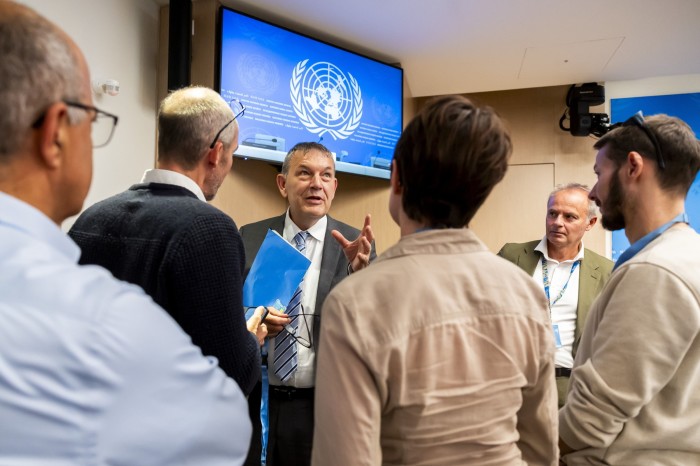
498, 183, 612, 407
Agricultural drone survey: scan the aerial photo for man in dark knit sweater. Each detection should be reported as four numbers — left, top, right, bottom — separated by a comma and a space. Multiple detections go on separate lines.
69, 87, 265, 396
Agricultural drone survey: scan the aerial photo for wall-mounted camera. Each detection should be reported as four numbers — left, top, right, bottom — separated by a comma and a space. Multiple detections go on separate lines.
559, 82, 611, 137
92, 78, 120, 97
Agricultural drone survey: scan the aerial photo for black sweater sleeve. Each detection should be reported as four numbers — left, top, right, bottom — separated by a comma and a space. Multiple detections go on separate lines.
163, 213, 260, 395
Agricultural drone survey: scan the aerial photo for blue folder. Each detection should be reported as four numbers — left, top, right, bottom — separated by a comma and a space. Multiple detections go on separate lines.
242, 229, 311, 308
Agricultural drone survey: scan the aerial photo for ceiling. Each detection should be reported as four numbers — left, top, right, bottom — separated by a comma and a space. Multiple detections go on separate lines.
160, 0, 700, 97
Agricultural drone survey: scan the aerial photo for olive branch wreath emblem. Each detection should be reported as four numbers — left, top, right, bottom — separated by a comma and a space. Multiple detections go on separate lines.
290, 59, 363, 140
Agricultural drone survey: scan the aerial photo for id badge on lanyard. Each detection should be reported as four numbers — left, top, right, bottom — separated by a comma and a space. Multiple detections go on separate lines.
542, 257, 578, 349
552, 324, 562, 348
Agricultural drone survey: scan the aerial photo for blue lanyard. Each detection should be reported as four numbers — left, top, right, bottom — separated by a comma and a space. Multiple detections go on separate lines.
541, 257, 580, 310
614, 212, 689, 270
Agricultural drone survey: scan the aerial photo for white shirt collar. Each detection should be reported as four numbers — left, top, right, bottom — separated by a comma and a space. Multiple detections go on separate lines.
283, 209, 327, 243
0, 192, 80, 262
535, 236, 585, 262
141, 169, 206, 202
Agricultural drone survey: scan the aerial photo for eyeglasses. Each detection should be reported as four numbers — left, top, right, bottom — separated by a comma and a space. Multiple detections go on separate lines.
64, 101, 119, 148
620, 111, 665, 170
209, 99, 246, 149
32, 100, 119, 148
281, 312, 316, 349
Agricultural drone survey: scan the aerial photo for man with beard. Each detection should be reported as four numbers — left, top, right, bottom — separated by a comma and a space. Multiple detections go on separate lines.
558, 112, 700, 464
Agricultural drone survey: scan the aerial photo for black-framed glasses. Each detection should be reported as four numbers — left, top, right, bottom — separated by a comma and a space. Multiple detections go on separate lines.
281, 312, 316, 349
64, 101, 119, 148
209, 99, 246, 149
620, 111, 665, 170
32, 100, 119, 148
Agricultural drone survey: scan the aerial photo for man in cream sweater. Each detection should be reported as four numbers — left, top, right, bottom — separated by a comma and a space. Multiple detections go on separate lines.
559, 112, 700, 464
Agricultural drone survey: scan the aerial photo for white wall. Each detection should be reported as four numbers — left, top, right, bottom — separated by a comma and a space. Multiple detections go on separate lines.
605, 74, 700, 103
19, 0, 161, 230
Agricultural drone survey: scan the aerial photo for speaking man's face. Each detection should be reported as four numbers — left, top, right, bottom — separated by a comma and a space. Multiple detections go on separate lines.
277, 148, 337, 231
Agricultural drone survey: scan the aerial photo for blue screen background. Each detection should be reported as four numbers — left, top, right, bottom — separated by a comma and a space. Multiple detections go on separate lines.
218, 8, 403, 178
609, 93, 700, 260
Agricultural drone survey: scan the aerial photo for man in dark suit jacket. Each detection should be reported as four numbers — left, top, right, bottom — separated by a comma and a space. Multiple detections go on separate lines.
69, 87, 266, 397
498, 183, 613, 407
242, 142, 375, 466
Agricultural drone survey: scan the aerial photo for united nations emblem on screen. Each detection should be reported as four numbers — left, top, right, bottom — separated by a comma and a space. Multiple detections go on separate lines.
290, 59, 363, 140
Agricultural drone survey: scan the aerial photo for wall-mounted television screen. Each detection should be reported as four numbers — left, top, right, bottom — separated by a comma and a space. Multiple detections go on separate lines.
217, 7, 403, 180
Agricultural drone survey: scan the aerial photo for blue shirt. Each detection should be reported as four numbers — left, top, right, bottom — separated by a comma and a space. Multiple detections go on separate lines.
0, 193, 251, 465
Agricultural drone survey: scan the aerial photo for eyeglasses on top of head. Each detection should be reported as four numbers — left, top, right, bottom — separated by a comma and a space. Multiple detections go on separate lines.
32, 100, 119, 148
209, 98, 246, 149
618, 110, 665, 170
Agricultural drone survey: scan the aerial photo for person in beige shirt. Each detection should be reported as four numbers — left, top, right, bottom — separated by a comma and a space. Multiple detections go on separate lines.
312, 95, 558, 466
559, 113, 700, 464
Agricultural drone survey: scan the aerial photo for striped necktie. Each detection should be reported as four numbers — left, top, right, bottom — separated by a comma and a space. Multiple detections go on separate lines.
273, 231, 308, 382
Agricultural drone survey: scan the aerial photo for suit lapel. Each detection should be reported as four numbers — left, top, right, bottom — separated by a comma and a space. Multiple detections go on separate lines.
573, 253, 602, 355
316, 216, 343, 313
519, 243, 541, 276
311, 216, 344, 353
270, 215, 285, 236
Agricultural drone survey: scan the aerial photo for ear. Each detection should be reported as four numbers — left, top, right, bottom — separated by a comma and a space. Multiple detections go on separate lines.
586, 215, 598, 231
390, 160, 402, 195
37, 102, 69, 169
206, 142, 223, 167
276, 173, 288, 198
625, 151, 645, 180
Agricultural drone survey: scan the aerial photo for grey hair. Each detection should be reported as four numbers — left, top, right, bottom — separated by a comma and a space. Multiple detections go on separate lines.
281, 141, 335, 175
0, 1, 84, 160
549, 182, 598, 219
157, 86, 236, 170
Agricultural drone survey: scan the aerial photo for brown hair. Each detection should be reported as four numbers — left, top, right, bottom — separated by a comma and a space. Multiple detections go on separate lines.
594, 114, 700, 196
393, 95, 512, 228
